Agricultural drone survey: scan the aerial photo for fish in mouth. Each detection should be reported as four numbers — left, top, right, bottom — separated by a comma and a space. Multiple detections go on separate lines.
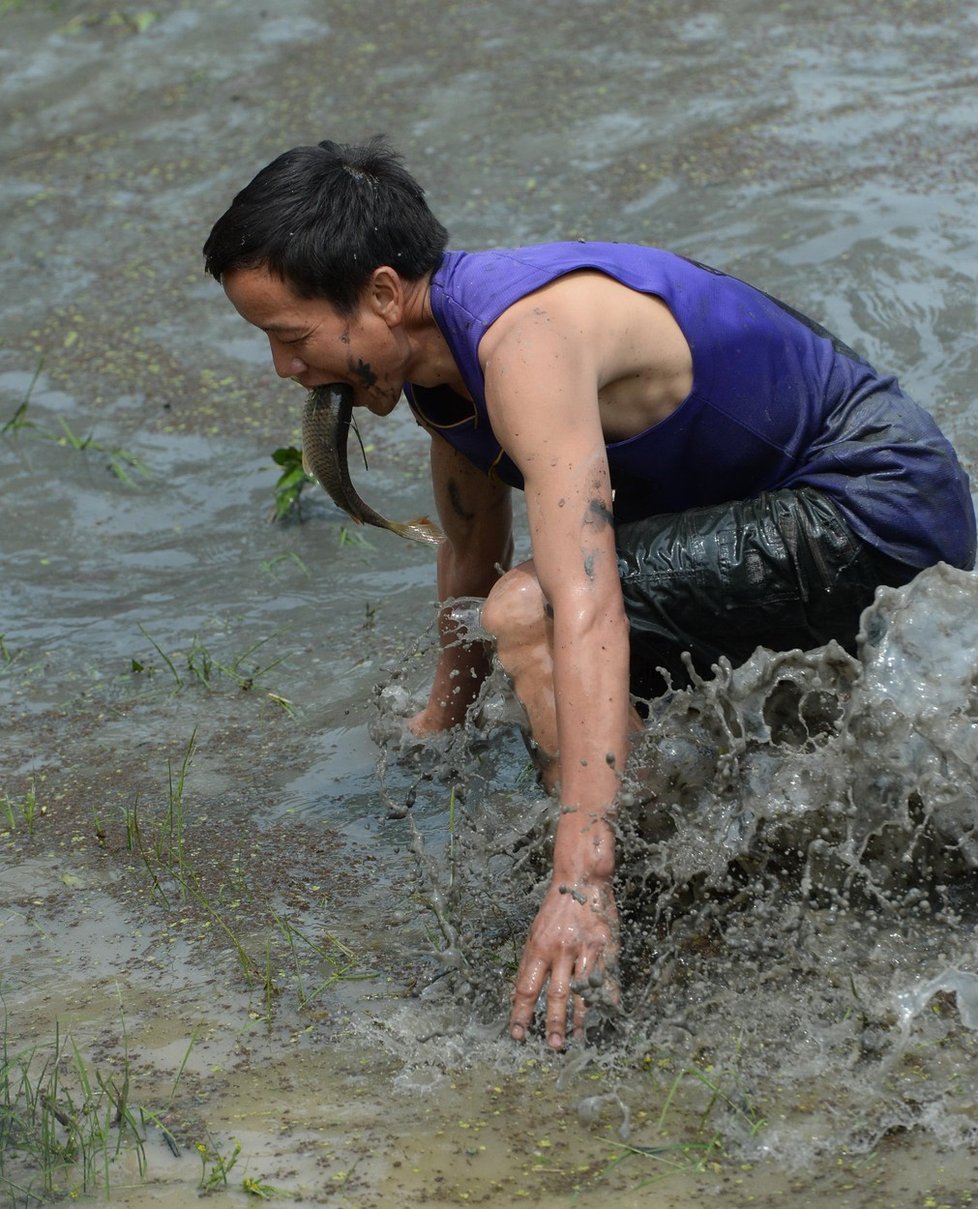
300, 384, 444, 546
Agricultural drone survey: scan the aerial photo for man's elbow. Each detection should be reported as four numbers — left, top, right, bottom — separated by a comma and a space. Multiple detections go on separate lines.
554, 586, 629, 644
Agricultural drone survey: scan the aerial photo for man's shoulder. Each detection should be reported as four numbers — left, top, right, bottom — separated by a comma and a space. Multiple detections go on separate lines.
442, 241, 670, 274
434, 242, 677, 325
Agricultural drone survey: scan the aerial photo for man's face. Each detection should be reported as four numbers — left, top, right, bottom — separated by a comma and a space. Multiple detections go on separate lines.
222, 265, 403, 416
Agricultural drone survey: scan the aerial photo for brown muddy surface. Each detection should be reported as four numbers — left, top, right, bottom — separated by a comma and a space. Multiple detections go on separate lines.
2, 0, 978, 1205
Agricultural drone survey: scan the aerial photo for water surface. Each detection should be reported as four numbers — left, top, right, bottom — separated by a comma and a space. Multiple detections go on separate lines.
2, 0, 977, 1204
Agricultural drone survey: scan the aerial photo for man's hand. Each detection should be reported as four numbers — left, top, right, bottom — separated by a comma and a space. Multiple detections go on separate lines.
405, 703, 458, 736
404, 625, 492, 737
509, 875, 619, 1050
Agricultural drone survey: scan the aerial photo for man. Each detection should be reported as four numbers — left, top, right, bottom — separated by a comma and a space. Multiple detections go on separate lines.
203, 137, 976, 1051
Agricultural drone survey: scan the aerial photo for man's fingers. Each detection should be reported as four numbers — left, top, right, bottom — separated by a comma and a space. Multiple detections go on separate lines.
571, 984, 588, 1041
509, 956, 547, 1041
510, 957, 573, 1050
510, 882, 620, 1046
570, 950, 605, 1040
545, 965, 573, 1050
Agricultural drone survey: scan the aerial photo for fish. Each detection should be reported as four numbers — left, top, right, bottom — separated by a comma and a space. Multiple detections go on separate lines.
300, 383, 445, 546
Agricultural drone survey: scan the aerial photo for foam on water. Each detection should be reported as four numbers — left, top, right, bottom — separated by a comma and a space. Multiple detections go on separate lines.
367, 565, 978, 1163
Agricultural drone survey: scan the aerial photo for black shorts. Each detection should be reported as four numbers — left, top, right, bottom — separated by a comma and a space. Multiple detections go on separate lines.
615, 486, 918, 701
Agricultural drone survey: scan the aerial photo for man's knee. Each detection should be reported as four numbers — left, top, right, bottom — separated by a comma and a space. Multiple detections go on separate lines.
481, 562, 548, 644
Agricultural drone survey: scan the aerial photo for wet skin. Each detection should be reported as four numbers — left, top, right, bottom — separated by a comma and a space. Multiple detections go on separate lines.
222, 261, 694, 1050
407, 272, 693, 1048
223, 264, 423, 417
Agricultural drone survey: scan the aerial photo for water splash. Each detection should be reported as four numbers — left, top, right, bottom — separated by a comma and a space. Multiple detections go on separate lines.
896, 969, 978, 1032
368, 564, 978, 1162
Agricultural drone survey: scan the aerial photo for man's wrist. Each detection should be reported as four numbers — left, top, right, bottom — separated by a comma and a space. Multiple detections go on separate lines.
551, 841, 615, 885
552, 803, 615, 877
556, 883, 590, 904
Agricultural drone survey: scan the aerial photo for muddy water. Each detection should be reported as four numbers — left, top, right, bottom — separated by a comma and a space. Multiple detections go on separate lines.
2, 0, 978, 1205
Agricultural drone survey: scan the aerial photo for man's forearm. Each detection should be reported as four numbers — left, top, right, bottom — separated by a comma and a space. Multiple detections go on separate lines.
549, 606, 630, 883
416, 529, 509, 729
422, 601, 493, 726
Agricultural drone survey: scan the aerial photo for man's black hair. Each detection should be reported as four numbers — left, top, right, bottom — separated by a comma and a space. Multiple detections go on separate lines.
202, 137, 448, 314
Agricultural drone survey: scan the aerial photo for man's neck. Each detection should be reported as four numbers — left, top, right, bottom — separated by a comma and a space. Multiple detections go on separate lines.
402, 273, 468, 396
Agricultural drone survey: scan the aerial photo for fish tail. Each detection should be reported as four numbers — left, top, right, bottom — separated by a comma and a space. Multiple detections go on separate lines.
393, 515, 445, 545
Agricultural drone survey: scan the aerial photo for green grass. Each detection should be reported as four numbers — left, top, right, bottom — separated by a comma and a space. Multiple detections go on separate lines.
596, 1051, 767, 1188
0, 997, 285, 1201
134, 625, 290, 698
0, 782, 40, 837
0, 1013, 147, 1202
120, 734, 375, 1018
2, 388, 150, 486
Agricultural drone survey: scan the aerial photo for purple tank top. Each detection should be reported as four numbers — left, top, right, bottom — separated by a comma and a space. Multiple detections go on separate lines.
405, 243, 975, 569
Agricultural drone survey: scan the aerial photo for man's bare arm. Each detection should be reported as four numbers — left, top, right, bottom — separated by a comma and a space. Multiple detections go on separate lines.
480, 294, 632, 1047
408, 435, 513, 733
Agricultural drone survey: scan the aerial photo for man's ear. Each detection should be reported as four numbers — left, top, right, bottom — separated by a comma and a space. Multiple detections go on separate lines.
366, 265, 403, 324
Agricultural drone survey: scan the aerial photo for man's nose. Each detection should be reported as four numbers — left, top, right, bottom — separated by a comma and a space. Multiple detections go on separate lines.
268, 337, 307, 379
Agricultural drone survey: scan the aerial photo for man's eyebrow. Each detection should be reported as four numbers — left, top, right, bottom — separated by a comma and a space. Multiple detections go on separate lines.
261, 323, 307, 335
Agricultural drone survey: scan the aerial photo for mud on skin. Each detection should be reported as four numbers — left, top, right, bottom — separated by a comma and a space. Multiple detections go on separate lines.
2, 0, 978, 1202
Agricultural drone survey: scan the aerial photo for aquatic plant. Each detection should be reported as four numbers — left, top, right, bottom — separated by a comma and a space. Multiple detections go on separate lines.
268, 444, 377, 547
76, 10, 160, 34
0, 1012, 147, 1201
196, 1134, 241, 1193
242, 1175, 287, 1199
260, 550, 311, 580
0, 995, 279, 1202
0, 360, 43, 434
1, 387, 150, 486
592, 1054, 768, 1184
121, 731, 197, 906
338, 524, 374, 548
269, 445, 313, 521
0, 782, 41, 837
53, 415, 150, 485
593, 1052, 767, 1187
120, 735, 375, 1017
270, 910, 369, 1014
0, 1, 158, 21
134, 624, 289, 699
